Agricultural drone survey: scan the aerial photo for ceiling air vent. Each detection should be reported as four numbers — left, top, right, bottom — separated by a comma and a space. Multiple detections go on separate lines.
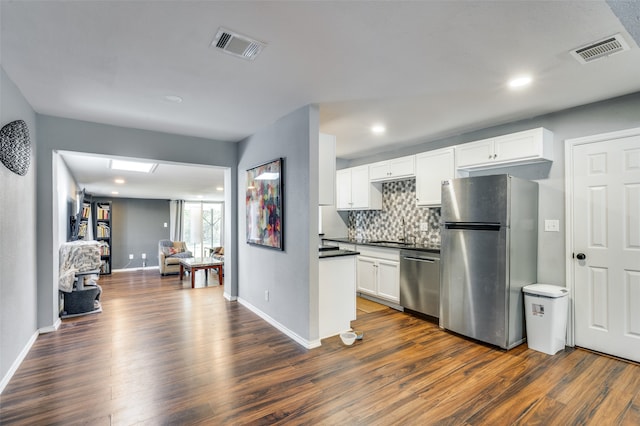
211, 28, 266, 61
570, 33, 630, 64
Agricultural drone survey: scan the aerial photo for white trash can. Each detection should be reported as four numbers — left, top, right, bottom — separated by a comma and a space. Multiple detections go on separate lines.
523, 284, 569, 355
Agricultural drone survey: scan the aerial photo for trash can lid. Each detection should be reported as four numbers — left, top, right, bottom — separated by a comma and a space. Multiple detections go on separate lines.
523, 284, 569, 298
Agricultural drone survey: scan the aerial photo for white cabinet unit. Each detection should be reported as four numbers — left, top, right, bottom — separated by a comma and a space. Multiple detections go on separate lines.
319, 255, 357, 339
369, 155, 416, 182
336, 166, 382, 210
456, 128, 553, 170
356, 256, 378, 296
376, 259, 400, 302
356, 246, 400, 304
415, 147, 455, 206
319, 133, 336, 206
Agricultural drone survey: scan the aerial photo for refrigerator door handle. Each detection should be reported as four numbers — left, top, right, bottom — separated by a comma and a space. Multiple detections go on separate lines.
444, 223, 501, 231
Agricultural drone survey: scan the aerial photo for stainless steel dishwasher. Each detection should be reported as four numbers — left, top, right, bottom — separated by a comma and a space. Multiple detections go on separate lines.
400, 250, 440, 318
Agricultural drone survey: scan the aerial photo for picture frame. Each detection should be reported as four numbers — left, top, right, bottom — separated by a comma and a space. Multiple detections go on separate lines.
246, 158, 284, 250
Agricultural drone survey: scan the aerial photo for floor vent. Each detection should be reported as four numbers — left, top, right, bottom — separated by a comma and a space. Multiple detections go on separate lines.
570, 33, 630, 64
211, 28, 265, 61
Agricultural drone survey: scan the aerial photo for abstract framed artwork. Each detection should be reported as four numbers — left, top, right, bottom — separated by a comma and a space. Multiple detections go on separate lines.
246, 158, 284, 250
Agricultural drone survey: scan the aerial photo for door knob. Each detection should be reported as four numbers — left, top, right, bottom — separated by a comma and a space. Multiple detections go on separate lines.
576, 253, 586, 260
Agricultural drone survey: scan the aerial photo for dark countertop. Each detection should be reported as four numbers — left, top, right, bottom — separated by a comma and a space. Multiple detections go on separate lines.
322, 237, 440, 254
319, 249, 360, 259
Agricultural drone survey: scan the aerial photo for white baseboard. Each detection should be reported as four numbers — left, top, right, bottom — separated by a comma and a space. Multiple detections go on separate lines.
224, 292, 237, 301
39, 318, 62, 334
0, 330, 39, 394
113, 266, 159, 272
237, 297, 321, 349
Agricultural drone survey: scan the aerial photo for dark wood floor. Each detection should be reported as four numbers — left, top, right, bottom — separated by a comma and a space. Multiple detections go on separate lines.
1, 270, 639, 425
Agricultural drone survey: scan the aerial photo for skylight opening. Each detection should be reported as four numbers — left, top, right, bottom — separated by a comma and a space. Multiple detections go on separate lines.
110, 160, 157, 173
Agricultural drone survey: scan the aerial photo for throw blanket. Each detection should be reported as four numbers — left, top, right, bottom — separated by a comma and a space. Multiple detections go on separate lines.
59, 241, 102, 293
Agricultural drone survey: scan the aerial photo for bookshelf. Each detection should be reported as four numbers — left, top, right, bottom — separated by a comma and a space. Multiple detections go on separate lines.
94, 201, 112, 275
71, 189, 92, 241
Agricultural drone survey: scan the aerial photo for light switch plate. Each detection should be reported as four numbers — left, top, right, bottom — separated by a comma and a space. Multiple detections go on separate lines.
544, 219, 560, 232
420, 222, 429, 231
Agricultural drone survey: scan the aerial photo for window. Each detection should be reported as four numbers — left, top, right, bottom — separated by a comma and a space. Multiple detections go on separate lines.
183, 202, 224, 257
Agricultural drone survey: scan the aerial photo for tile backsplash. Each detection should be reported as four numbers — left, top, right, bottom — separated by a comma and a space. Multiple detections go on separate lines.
347, 179, 441, 245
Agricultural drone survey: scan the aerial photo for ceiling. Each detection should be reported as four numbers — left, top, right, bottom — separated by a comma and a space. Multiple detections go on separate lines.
2, 1, 640, 199
58, 151, 226, 201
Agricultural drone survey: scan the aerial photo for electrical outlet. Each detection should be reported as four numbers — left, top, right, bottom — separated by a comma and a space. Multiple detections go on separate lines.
420, 222, 429, 232
129, 254, 134, 260
265, 290, 269, 301
544, 219, 560, 232
163, 222, 168, 228
141, 253, 146, 259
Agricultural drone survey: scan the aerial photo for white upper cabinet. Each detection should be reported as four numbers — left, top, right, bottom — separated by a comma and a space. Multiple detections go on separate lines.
336, 165, 382, 210
336, 169, 353, 210
318, 133, 336, 206
369, 155, 416, 182
456, 128, 554, 170
415, 147, 455, 206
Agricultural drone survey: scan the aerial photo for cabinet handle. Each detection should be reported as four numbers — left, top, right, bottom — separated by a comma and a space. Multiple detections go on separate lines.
493, 154, 498, 159
488, 155, 492, 159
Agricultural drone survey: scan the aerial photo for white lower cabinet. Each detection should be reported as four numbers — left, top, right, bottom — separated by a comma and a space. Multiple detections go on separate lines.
319, 255, 357, 339
356, 247, 400, 304
376, 259, 400, 302
356, 256, 378, 296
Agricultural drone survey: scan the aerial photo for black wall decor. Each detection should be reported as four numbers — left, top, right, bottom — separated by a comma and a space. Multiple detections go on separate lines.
0, 119, 31, 176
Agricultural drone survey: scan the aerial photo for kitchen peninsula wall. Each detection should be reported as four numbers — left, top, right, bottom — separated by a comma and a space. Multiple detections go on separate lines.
347, 179, 440, 245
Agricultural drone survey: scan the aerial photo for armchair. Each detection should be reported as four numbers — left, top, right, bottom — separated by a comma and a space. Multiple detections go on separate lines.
158, 240, 193, 275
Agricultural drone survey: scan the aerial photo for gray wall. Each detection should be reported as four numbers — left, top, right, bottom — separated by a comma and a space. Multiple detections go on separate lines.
346, 91, 640, 286
0, 67, 38, 386
36, 115, 238, 330
237, 105, 320, 342
94, 197, 170, 269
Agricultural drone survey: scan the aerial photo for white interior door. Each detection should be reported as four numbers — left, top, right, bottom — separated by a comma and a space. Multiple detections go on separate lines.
570, 129, 640, 362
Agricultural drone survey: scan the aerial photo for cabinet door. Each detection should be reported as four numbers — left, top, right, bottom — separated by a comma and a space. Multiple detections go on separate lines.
388, 155, 415, 179
356, 256, 377, 296
493, 130, 541, 162
350, 165, 370, 209
368, 161, 390, 181
416, 148, 455, 206
456, 139, 494, 168
319, 133, 336, 205
336, 169, 352, 210
377, 259, 400, 303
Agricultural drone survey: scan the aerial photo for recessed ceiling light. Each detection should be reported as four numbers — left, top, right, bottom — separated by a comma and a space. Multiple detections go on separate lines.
110, 159, 157, 173
111, 191, 119, 195
216, 187, 224, 191
371, 124, 386, 134
114, 178, 125, 184
508, 75, 532, 89
163, 95, 183, 103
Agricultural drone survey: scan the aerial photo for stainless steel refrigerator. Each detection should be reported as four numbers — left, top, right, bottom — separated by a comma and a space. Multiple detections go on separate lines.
440, 174, 538, 349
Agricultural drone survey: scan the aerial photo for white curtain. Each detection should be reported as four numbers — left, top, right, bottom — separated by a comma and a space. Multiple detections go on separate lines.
190, 204, 203, 255
170, 200, 185, 241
